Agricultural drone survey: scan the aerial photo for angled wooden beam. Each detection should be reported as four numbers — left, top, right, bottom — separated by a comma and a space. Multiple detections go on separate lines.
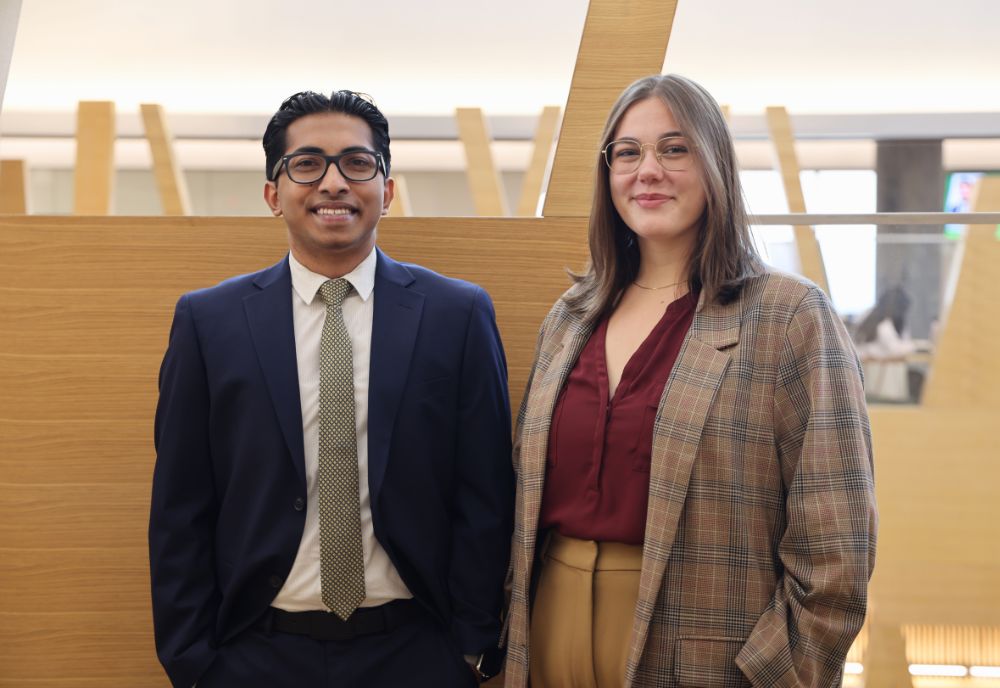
542, 0, 678, 217
765, 106, 830, 293
455, 107, 508, 216
0, 159, 28, 214
386, 174, 412, 217
517, 106, 561, 216
140, 103, 190, 216
73, 101, 116, 215
922, 175, 1000, 408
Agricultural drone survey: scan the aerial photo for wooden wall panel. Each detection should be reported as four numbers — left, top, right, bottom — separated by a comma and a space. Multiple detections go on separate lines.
140, 103, 191, 216
0, 159, 28, 213
868, 407, 1000, 627
543, 0, 678, 217
0, 214, 586, 682
0, 547, 151, 613
456, 107, 509, 216
765, 106, 830, 293
0, 612, 163, 682
0, 420, 148, 484
73, 101, 116, 215
2, 208, 997, 681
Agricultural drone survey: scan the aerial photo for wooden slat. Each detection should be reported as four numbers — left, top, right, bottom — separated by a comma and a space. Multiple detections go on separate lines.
542, 0, 678, 217
140, 103, 191, 216
0, 612, 163, 680
0, 547, 151, 613
0, 158, 28, 213
517, 106, 561, 216
0, 287, 178, 354
0, 420, 150, 484
0, 484, 150, 550
0, 353, 158, 421
922, 176, 1000, 408
765, 105, 830, 293
455, 107, 508, 216
385, 173, 411, 217
73, 101, 116, 215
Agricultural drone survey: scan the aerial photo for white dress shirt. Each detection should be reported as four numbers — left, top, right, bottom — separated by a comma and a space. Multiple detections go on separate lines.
273, 248, 412, 611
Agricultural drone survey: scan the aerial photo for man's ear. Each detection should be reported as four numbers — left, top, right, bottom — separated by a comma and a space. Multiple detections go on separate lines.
264, 181, 282, 216
382, 176, 396, 215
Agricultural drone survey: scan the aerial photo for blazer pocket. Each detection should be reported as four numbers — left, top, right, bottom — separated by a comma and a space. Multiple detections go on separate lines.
674, 636, 749, 688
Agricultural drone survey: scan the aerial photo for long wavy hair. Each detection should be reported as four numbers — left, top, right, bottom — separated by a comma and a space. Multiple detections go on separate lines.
565, 74, 763, 323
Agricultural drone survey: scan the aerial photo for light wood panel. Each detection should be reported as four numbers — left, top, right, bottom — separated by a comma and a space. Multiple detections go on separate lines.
385, 173, 411, 217
0, 612, 163, 682
455, 107, 509, 216
517, 106, 561, 216
542, 0, 678, 217
0, 159, 27, 213
73, 101, 116, 215
0, 420, 149, 484
868, 407, 1000, 627
0, 214, 587, 682
0, 484, 150, 549
922, 176, 1000, 408
0, 547, 151, 613
140, 103, 191, 216
765, 105, 830, 293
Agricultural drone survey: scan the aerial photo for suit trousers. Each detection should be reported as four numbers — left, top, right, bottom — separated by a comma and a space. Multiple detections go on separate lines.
197, 610, 477, 688
529, 533, 642, 688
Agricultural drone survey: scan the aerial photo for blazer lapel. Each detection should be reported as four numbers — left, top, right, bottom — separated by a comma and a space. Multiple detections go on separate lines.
627, 292, 742, 680
244, 257, 306, 486
519, 315, 593, 538
368, 250, 424, 505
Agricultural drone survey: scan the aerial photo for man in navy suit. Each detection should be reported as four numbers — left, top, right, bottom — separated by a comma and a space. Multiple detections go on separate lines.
149, 90, 513, 687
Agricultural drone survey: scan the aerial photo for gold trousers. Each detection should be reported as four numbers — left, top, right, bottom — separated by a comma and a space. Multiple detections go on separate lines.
529, 532, 642, 688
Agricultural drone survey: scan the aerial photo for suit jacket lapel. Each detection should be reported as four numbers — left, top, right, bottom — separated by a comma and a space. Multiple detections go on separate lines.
244, 257, 306, 486
368, 249, 423, 505
627, 292, 742, 681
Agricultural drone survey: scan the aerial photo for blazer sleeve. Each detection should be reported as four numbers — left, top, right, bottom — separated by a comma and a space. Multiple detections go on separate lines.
736, 287, 878, 687
149, 294, 221, 688
447, 286, 515, 654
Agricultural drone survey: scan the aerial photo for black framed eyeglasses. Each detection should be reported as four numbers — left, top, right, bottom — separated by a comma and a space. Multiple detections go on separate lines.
272, 150, 386, 184
601, 136, 694, 174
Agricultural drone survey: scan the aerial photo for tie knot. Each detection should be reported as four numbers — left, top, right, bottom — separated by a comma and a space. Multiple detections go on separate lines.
319, 279, 352, 307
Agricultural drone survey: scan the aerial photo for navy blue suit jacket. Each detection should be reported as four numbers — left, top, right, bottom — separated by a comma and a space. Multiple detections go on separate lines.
149, 249, 513, 688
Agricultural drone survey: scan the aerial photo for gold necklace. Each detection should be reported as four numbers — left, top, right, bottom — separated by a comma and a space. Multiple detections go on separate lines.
632, 279, 684, 291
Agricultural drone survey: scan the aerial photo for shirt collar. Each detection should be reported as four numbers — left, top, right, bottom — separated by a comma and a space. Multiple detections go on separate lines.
288, 247, 377, 306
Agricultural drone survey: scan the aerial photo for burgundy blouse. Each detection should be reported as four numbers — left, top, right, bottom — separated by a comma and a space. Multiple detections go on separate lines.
539, 292, 697, 545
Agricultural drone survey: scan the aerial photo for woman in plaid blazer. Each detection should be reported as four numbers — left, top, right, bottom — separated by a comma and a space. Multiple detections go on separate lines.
503, 75, 877, 687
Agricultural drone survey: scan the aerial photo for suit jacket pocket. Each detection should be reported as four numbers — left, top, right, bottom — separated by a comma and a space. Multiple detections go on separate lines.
674, 636, 749, 688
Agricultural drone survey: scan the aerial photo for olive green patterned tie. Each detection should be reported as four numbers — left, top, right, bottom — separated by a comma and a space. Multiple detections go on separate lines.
317, 278, 366, 619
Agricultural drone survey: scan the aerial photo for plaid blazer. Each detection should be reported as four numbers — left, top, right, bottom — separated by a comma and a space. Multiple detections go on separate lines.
503, 271, 877, 688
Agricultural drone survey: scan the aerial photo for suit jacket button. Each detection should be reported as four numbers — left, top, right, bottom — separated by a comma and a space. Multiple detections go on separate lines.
268, 575, 283, 589
294, 497, 305, 511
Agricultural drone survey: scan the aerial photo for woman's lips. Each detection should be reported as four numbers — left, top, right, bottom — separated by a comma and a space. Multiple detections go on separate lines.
634, 193, 671, 209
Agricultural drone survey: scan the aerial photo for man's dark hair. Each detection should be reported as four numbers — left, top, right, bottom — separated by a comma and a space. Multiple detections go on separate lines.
262, 90, 391, 181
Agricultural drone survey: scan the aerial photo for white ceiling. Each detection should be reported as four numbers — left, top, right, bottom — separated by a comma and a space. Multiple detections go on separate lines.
2, 0, 999, 172
4, 0, 1000, 117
